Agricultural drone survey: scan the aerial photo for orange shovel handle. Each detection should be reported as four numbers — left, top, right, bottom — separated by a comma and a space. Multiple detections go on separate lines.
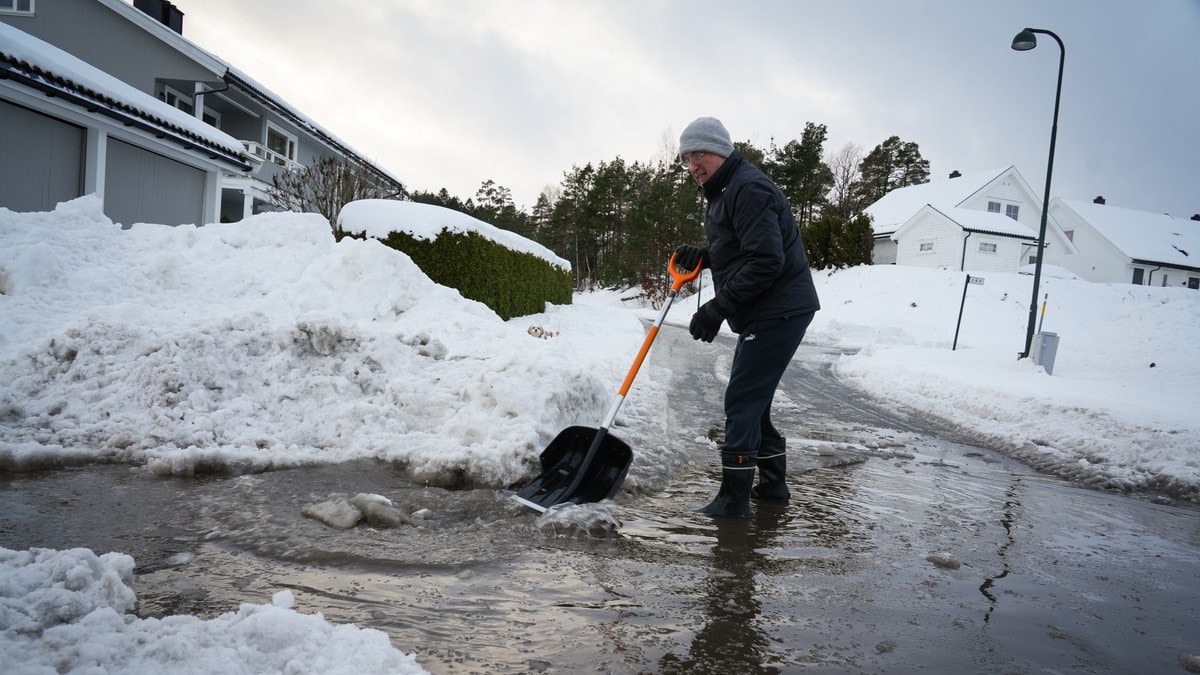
614, 252, 702, 399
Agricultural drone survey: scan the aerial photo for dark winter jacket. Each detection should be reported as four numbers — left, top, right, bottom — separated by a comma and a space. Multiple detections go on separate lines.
701, 151, 821, 333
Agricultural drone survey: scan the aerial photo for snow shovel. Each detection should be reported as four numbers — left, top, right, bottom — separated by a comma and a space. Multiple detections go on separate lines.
513, 253, 702, 512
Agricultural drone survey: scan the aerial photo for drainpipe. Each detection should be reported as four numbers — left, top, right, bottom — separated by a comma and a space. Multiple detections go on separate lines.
961, 231, 973, 271
1147, 265, 1163, 287
193, 82, 230, 121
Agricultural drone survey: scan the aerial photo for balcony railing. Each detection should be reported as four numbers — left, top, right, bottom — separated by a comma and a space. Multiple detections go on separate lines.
241, 141, 303, 171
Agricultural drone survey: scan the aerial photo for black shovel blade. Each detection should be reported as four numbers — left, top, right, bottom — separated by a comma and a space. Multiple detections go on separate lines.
513, 425, 633, 512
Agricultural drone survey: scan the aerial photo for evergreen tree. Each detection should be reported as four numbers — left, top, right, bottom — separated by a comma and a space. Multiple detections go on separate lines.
801, 212, 874, 269
734, 140, 767, 167
766, 123, 834, 228
549, 163, 599, 289
409, 187, 468, 212
471, 180, 530, 239
850, 136, 931, 207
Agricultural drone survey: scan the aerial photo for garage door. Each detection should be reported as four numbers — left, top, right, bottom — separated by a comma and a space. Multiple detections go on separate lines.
0, 100, 85, 212
105, 137, 205, 227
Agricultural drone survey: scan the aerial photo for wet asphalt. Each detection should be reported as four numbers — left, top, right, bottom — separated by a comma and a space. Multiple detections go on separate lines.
2, 324, 1198, 674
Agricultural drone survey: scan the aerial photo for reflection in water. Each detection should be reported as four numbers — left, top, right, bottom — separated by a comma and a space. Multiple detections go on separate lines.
658, 505, 791, 674
979, 478, 1022, 622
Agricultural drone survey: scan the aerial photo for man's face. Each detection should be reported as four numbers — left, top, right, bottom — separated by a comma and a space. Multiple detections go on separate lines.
681, 151, 725, 186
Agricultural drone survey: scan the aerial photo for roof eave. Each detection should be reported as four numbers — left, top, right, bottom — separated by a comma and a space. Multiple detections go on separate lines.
1, 56, 251, 172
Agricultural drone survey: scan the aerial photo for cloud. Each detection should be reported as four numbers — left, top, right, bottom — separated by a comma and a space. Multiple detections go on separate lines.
177, 0, 1200, 216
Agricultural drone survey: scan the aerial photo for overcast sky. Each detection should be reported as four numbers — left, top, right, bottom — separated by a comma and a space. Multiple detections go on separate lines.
174, 0, 1199, 218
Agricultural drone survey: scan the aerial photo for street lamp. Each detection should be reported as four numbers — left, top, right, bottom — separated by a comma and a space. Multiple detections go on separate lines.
1011, 27, 1064, 359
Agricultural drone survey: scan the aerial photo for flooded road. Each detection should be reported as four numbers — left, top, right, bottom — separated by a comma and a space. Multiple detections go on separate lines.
3, 326, 1199, 673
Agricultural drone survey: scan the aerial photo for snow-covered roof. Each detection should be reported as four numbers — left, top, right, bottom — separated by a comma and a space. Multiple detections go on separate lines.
866, 167, 1010, 235
0, 21, 249, 169
1058, 198, 1200, 270
936, 206, 1036, 239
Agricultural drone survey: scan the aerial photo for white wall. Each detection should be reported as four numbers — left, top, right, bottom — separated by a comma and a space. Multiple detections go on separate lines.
1050, 203, 1132, 283
894, 212, 961, 269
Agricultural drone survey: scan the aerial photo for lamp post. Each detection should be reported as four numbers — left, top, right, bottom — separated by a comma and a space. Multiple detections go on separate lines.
1011, 27, 1064, 359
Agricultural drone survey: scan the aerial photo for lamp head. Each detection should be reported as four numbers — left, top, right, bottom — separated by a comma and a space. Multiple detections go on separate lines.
1012, 28, 1038, 51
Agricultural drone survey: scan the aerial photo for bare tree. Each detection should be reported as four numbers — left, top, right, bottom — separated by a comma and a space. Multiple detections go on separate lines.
267, 156, 403, 239
826, 142, 863, 219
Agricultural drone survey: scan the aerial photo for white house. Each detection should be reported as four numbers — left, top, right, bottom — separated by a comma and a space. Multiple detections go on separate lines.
865, 166, 1076, 273
1050, 197, 1200, 289
0, 0, 403, 227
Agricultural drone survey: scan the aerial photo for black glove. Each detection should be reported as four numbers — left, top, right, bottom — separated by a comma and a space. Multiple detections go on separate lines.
673, 244, 709, 273
690, 299, 728, 342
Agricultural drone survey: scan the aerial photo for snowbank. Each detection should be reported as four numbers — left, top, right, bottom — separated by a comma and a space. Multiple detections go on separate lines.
0, 546, 425, 674
0, 198, 650, 486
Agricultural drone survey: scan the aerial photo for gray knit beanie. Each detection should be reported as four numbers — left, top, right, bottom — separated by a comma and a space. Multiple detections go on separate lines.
679, 116, 734, 158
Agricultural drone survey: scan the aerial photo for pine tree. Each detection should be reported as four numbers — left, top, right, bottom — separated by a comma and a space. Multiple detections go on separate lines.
765, 123, 834, 228
851, 136, 931, 207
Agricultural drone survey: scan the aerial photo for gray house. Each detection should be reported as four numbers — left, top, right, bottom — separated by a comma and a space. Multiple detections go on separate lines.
0, 0, 403, 226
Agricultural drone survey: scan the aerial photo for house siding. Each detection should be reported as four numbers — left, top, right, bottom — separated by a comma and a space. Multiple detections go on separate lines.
1050, 203, 1133, 283
894, 212, 960, 269
874, 237, 897, 265
961, 176, 1036, 228
1, 0, 220, 94
3, 0, 402, 226
962, 234, 1031, 273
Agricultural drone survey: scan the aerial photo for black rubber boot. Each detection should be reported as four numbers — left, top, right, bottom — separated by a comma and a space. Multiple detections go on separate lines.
695, 450, 756, 519
751, 441, 789, 502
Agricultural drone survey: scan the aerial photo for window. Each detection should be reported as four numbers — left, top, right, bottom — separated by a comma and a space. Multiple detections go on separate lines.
158, 85, 220, 128
1188, 277, 1198, 290
1132, 268, 1144, 285
987, 201, 1001, 214
979, 242, 998, 254
158, 85, 194, 115
1006, 204, 1020, 221
265, 124, 297, 166
1064, 229, 1074, 242
0, 0, 34, 15
919, 241, 934, 253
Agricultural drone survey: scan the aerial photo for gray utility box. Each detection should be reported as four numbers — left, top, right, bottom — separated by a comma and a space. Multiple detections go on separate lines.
1032, 331, 1060, 375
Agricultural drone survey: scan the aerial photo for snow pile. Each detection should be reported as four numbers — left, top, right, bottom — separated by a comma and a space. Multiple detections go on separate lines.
2, 198, 1198, 501
805, 265, 1200, 499
0, 546, 426, 674
0, 197, 654, 486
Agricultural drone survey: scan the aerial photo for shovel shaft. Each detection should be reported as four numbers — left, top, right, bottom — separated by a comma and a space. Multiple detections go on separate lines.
616, 292, 675, 397
606, 254, 698, 423
516, 254, 700, 511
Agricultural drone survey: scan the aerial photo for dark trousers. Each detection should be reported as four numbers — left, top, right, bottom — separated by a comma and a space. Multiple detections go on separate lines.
723, 312, 814, 452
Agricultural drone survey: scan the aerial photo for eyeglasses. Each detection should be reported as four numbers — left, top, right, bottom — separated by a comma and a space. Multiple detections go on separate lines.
680, 151, 707, 168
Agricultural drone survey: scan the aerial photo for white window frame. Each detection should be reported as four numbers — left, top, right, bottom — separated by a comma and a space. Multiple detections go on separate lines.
159, 85, 194, 115
0, 0, 35, 15
987, 201, 1001, 214
1005, 204, 1020, 221
979, 242, 998, 254
265, 122, 298, 167
918, 241, 934, 253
